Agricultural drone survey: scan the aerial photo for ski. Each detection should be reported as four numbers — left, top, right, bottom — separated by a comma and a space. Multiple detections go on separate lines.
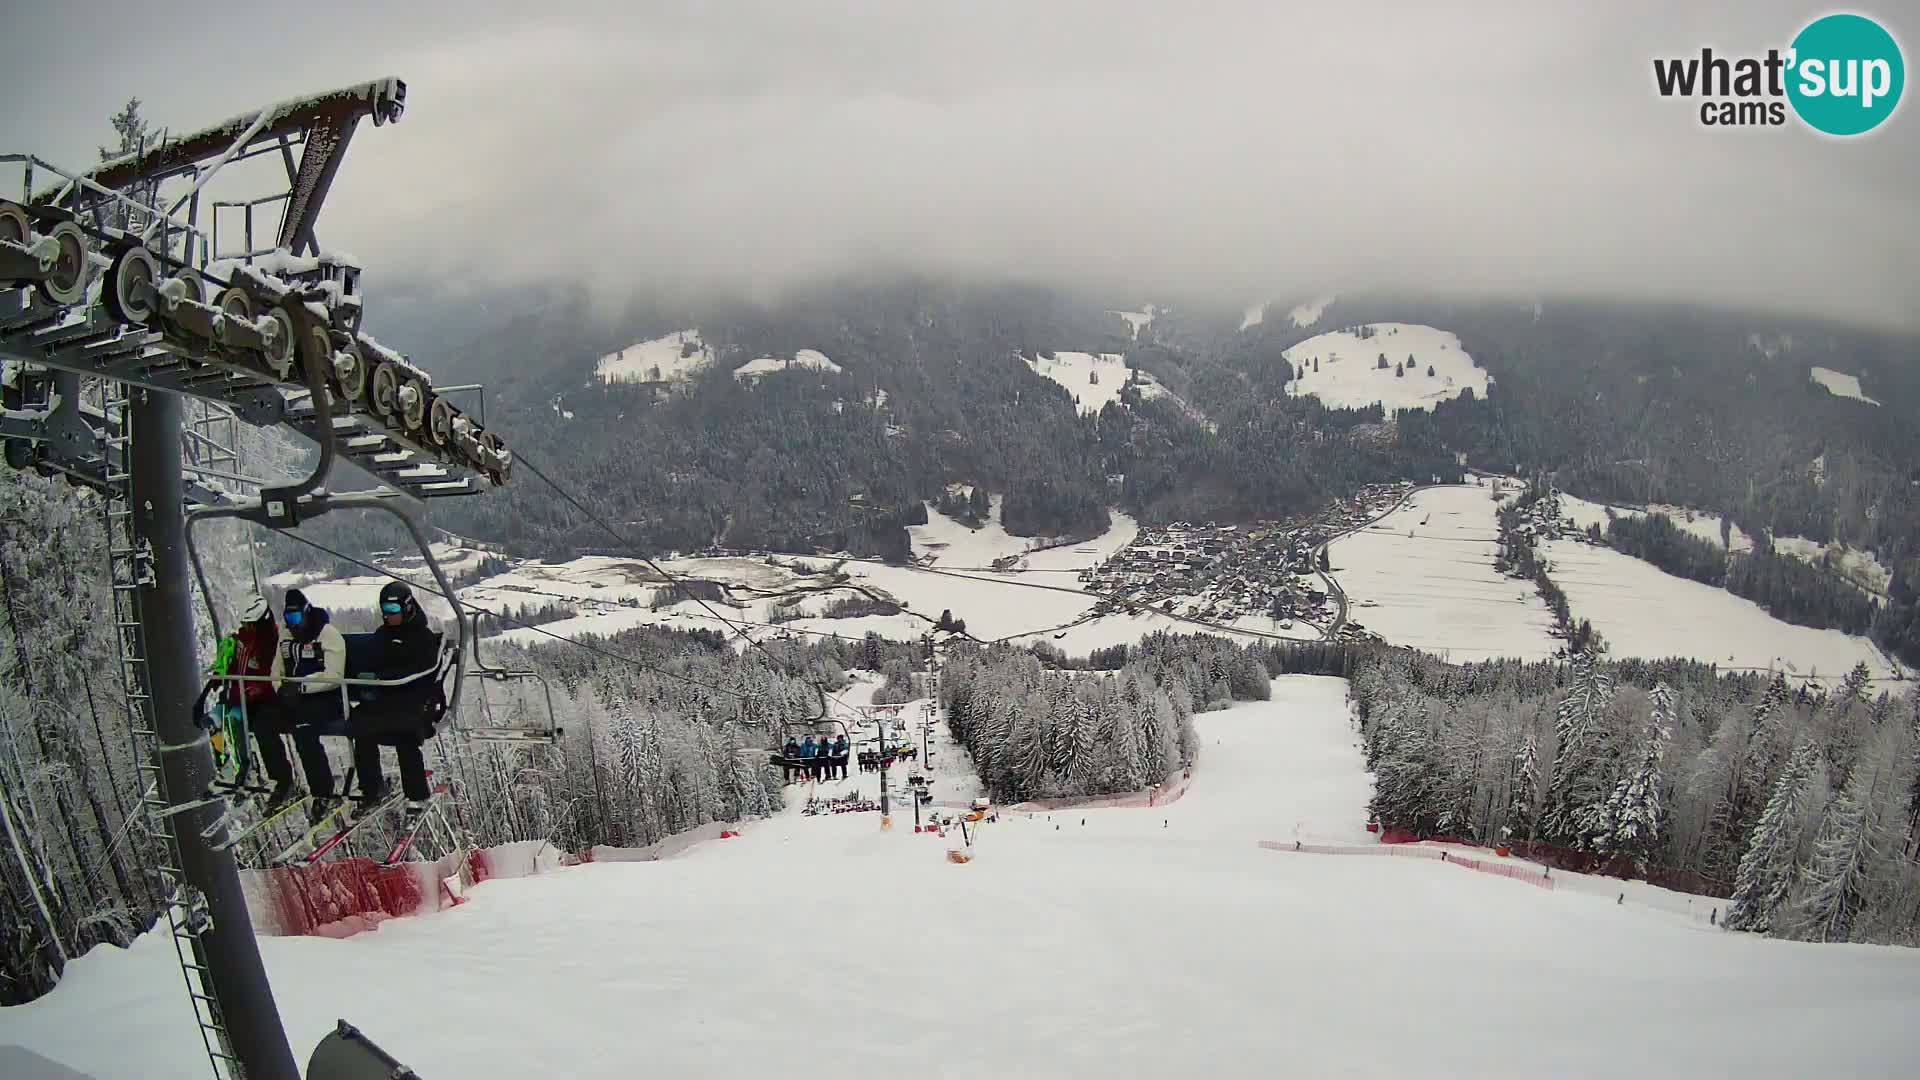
380, 785, 450, 867
208, 793, 312, 850
301, 790, 410, 865
267, 800, 356, 866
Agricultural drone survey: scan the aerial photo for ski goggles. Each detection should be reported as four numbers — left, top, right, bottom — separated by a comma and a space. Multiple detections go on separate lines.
381, 601, 406, 615
284, 609, 306, 627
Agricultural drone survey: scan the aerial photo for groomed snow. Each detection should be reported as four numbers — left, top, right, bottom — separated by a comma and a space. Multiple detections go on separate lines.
1541, 539, 1897, 683
1288, 294, 1335, 327
1330, 484, 1561, 661
733, 348, 844, 380
1282, 323, 1488, 413
1809, 366, 1879, 406
594, 330, 712, 384
10, 677, 1920, 1080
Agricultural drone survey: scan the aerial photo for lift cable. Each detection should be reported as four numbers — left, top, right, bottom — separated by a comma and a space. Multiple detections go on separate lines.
512, 450, 840, 721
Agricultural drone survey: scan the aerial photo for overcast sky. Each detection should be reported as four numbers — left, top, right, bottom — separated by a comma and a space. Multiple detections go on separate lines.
4, 1, 1916, 327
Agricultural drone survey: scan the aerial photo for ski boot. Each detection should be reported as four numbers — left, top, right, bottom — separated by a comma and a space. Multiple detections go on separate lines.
308, 795, 342, 827
262, 779, 303, 815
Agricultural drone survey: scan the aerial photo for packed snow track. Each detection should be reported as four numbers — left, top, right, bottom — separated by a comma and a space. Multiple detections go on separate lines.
5, 678, 1919, 1078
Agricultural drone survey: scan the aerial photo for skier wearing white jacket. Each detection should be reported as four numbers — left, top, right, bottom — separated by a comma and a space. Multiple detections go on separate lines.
258, 588, 349, 820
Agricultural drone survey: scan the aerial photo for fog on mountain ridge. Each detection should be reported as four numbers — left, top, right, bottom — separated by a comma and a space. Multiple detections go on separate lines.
4, 1, 1915, 328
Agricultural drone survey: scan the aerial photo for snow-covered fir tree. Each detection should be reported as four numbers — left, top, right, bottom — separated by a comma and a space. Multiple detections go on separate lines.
1725, 741, 1822, 934
1583, 682, 1673, 864
1543, 653, 1615, 845
1507, 733, 1541, 844
1792, 760, 1885, 943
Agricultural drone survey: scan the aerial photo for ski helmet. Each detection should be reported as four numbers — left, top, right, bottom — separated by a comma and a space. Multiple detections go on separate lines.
240, 594, 269, 623
378, 580, 419, 622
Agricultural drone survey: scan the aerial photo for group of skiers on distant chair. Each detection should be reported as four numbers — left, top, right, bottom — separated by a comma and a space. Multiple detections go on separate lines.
205, 580, 448, 826
780, 734, 850, 783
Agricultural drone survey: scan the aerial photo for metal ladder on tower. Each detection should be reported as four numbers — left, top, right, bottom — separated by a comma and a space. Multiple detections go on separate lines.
99, 379, 245, 1080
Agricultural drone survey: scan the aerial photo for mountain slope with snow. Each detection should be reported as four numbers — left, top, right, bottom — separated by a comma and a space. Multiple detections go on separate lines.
594, 330, 712, 384
1024, 350, 1170, 416
1283, 323, 1488, 413
7, 677, 1919, 1080
734, 348, 844, 381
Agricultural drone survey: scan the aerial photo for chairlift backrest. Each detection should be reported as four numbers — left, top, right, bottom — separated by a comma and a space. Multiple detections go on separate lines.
454, 609, 561, 743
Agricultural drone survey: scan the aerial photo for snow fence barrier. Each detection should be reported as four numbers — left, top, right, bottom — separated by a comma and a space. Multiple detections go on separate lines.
1257, 840, 1555, 891
244, 839, 565, 938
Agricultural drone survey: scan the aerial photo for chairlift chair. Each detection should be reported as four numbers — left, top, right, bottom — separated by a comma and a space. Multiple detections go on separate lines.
456, 609, 562, 744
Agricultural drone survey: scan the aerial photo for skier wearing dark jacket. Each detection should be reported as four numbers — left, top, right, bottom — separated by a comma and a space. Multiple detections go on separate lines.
782, 738, 802, 783
348, 581, 445, 808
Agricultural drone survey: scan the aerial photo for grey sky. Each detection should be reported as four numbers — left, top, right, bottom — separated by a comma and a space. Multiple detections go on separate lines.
5, 1, 1917, 327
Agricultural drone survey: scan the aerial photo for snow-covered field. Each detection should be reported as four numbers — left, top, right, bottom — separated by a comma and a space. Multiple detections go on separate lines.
1809, 365, 1880, 406
908, 498, 1138, 573
733, 348, 843, 381
1331, 485, 1562, 661
10, 676, 1920, 1080
1282, 323, 1488, 413
1772, 536, 1893, 597
1557, 495, 1754, 553
1556, 494, 1890, 596
594, 330, 711, 384
1541, 539, 1898, 682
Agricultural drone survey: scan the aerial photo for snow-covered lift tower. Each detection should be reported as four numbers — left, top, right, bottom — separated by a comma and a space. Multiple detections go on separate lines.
2, 79, 510, 1079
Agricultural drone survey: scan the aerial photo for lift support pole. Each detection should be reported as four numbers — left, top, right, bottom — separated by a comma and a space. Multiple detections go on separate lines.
132, 387, 300, 1079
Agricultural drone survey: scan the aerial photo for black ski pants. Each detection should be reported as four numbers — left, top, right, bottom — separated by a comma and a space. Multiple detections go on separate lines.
350, 700, 433, 801
253, 693, 346, 797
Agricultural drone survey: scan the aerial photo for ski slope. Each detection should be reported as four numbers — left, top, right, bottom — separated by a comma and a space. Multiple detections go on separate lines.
9, 676, 1920, 1079
1282, 323, 1488, 413
1809, 365, 1880, 406
1330, 484, 1561, 661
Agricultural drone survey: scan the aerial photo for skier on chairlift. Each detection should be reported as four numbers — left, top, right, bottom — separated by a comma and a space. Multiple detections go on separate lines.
196, 593, 279, 786
347, 581, 444, 821
223, 594, 281, 787
782, 736, 802, 783
261, 588, 348, 823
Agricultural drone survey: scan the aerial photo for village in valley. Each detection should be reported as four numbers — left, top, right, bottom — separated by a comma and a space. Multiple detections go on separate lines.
1079, 482, 1411, 633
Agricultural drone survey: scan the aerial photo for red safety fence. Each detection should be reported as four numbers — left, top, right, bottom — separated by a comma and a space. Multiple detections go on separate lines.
1257, 839, 1555, 891
1375, 829, 1727, 896
245, 839, 555, 938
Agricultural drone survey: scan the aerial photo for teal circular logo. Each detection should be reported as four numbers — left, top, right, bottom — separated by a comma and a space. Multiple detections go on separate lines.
1787, 14, 1904, 135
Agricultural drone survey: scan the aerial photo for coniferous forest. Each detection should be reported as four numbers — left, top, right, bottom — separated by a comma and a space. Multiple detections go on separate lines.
1354, 649, 1920, 945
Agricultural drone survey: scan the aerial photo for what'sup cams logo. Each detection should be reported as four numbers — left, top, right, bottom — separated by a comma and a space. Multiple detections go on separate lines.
1654, 12, 1904, 134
